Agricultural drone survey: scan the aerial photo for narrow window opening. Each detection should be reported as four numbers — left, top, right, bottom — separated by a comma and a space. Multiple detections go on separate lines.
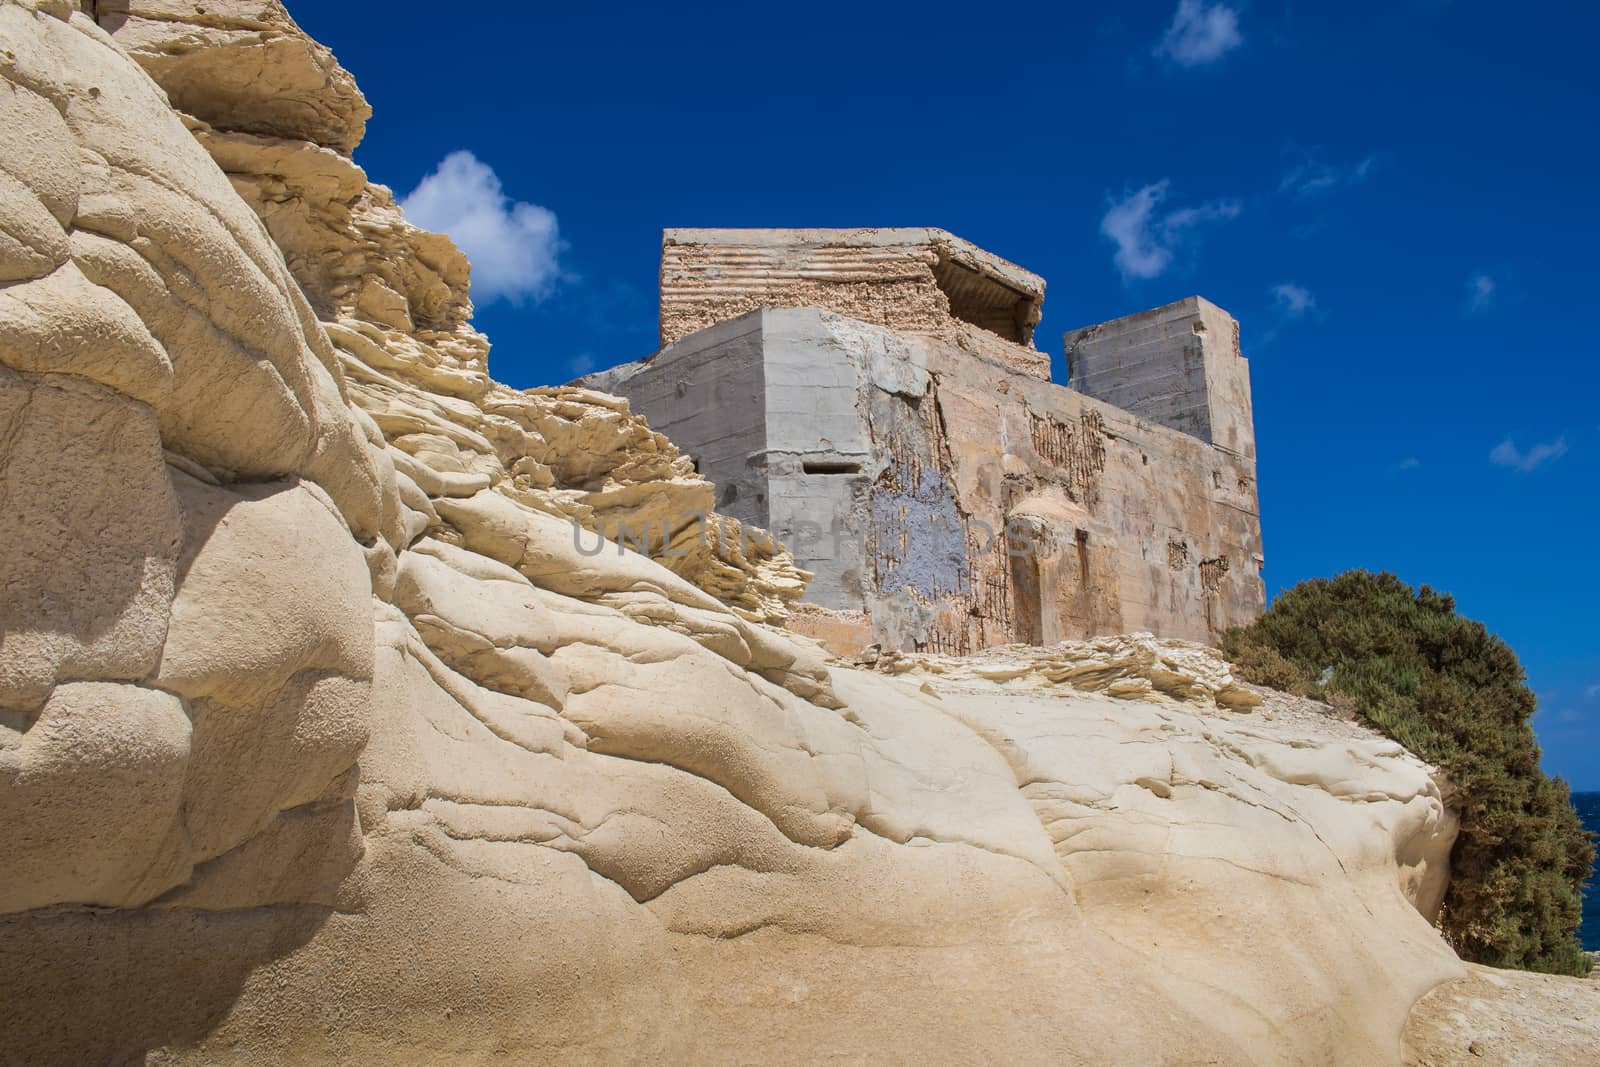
803, 461, 862, 475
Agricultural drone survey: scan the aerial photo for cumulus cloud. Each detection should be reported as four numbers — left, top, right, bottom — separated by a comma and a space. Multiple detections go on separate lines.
401, 150, 563, 304
1489, 435, 1568, 473
1101, 180, 1241, 280
1465, 272, 1495, 313
1154, 1, 1244, 67
1271, 282, 1316, 317
1279, 154, 1377, 198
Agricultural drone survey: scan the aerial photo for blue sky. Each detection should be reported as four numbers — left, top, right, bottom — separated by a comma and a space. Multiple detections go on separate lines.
293, 1, 1598, 789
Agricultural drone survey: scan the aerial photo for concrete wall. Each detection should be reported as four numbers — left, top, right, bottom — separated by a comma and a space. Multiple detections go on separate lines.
924, 332, 1264, 651
760, 311, 877, 609
577, 310, 880, 610
580, 312, 771, 526
1196, 298, 1256, 462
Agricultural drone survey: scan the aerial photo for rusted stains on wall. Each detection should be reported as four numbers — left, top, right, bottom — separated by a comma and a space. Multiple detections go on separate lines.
1200, 556, 1230, 594
877, 349, 1258, 650
1168, 539, 1190, 571
1029, 410, 1108, 504
918, 625, 974, 657
972, 538, 1015, 633
867, 376, 969, 601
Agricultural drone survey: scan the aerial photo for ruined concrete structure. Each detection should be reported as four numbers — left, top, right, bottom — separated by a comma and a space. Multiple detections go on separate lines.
581, 228, 1265, 655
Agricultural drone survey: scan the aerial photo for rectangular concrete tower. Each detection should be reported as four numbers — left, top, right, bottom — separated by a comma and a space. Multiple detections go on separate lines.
1064, 296, 1255, 461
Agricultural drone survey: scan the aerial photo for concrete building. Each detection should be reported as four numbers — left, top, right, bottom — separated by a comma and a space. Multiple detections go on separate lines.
579, 228, 1264, 654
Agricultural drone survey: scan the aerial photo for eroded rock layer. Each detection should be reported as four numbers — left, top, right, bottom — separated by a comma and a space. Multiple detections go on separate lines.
0, 3, 1469, 1064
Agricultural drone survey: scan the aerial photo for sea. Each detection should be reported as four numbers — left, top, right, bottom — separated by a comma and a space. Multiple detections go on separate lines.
1578, 792, 1600, 951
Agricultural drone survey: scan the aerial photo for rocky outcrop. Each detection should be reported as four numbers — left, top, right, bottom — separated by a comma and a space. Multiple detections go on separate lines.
98, 0, 370, 152
866, 631, 1267, 708
1403, 962, 1600, 1065
1, 0, 382, 917
1, 3, 1469, 1063
101, 0, 808, 626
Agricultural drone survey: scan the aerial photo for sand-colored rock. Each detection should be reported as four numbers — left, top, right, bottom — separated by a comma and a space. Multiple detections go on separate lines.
0, 3, 1505, 1064
0, 681, 191, 912
0, 0, 379, 916
0, 370, 179, 711
867, 631, 1266, 708
99, 0, 370, 152
95, 1, 808, 623
1403, 962, 1600, 1066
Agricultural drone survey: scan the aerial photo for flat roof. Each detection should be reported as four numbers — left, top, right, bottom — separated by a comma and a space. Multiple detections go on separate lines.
662, 227, 1045, 300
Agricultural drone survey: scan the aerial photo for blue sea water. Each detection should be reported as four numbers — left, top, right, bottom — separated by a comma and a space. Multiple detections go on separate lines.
1577, 792, 1600, 951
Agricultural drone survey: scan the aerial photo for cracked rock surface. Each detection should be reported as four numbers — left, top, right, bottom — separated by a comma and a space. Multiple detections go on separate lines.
0, 2, 1498, 1063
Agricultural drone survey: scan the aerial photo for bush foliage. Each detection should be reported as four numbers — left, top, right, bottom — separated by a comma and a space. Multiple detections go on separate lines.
1223, 570, 1595, 976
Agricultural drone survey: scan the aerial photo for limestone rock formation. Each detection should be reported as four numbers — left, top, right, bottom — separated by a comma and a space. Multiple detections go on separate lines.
866, 632, 1266, 709
0, 2, 1482, 1063
1403, 962, 1600, 1065
101, 0, 809, 626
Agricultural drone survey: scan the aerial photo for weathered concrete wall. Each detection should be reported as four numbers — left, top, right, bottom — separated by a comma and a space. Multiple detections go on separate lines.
920, 325, 1264, 651
761, 312, 878, 609
1065, 296, 1255, 461
580, 310, 876, 610
582, 313, 771, 526
660, 228, 1050, 379
586, 306, 1265, 653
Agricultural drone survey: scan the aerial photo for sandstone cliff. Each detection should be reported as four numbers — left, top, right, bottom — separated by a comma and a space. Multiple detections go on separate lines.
0, 2, 1475, 1063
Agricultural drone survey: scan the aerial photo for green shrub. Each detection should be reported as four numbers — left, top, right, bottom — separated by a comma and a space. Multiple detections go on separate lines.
1223, 570, 1595, 976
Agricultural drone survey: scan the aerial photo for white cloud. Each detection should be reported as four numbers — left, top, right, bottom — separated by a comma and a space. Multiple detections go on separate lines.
400, 150, 563, 305
1154, 1, 1243, 67
1489, 435, 1568, 473
1584, 684, 1600, 701
1391, 457, 1422, 473
1279, 154, 1377, 198
1465, 272, 1495, 313
1101, 180, 1241, 280
1271, 282, 1316, 317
